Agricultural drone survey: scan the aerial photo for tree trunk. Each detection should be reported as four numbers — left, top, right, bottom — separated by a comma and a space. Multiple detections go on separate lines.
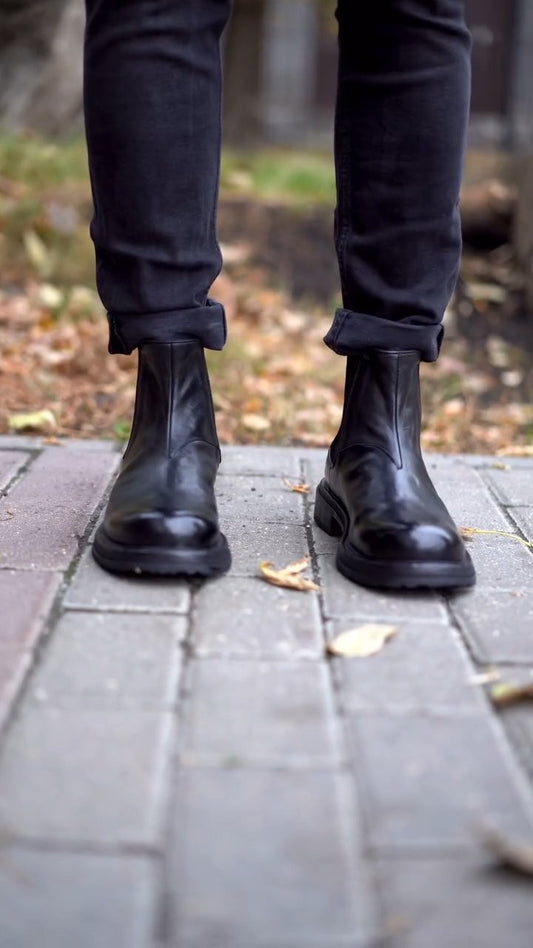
0, 0, 84, 135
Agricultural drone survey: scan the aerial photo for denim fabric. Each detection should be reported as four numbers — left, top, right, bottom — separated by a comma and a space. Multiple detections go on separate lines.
84, 0, 470, 360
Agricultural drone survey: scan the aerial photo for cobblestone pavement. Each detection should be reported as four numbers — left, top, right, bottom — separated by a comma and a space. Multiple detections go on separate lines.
0, 437, 532, 947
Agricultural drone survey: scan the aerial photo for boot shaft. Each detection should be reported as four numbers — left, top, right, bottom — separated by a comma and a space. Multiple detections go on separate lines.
331, 348, 423, 468
125, 341, 220, 462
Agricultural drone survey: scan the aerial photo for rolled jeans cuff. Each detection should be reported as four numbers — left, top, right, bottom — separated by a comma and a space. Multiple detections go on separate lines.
323, 308, 444, 363
107, 298, 227, 355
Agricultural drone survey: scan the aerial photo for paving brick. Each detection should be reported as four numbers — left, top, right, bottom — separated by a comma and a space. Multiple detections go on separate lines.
330, 620, 485, 713
28, 611, 186, 711
428, 464, 510, 529
0, 849, 154, 948
167, 769, 377, 947
64, 547, 191, 614
192, 576, 323, 659
460, 532, 533, 588
377, 855, 533, 947
507, 505, 533, 540
216, 475, 306, 523
0, 447, 119, 570
349, 713, 533, 850
221, 521, 310, 576
317, 554, 446, 622
180, 659, 343, 768
0, 707, 173, 845
218, 446, 302, 478
451, 589, 533, 664
0, 571, 60, 650
481, 467, 533, 507
0, 450, 29, 492
0, 436, 42, 450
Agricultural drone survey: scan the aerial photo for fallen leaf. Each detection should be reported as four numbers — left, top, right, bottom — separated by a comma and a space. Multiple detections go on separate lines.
282, 477, 311, 494
23, 230, 53, 278
327, 623, 398, 658
7, 409, 57, 433
242, 413, 271, 432
481, 825, 533, 877
258, 556, 319, 592
490, 681, 533, 708
496, 446, 533, 458
492, 462, 511, 471
460, 526, 533, 550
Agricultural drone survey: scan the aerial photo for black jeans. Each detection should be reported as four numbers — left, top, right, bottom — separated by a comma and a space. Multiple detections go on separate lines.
84, 0, 471, 363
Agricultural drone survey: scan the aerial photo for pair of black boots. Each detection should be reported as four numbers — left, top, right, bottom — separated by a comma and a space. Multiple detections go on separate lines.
93, 341, 475, 590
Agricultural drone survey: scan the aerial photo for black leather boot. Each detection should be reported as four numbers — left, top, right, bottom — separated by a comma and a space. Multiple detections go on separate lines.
93, 340, 231, 576
314, 348, 475, 589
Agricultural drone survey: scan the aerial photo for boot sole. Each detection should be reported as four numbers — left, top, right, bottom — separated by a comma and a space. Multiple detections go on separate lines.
92, 525, 231, 577
314, 480, 476, 590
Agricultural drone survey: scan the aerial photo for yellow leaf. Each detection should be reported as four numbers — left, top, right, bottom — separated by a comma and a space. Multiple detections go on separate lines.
258, 556, 319, 592
282, 477, 311, 494
460, 526, 533, 550
7, 409, 57, 433
328, 623, 398, 658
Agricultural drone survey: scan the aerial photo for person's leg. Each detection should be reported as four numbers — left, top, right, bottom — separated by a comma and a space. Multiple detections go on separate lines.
84, 0, 230, 354
315, 0, 475, 589
84, 0, 232, 576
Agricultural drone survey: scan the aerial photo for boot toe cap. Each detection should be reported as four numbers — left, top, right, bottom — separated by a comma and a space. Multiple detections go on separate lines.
106, 510, 220, 550
357, 521, 466, 564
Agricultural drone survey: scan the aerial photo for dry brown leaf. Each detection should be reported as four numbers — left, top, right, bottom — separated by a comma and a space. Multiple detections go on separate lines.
490, 681, 533, 708
282, 477, 311, 494
327, 623, 398, 658
460, 526, 533, 550
482, 825, 533, 877
258, 556, 319, 592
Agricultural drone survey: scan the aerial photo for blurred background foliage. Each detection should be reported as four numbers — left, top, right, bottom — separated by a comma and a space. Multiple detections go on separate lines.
0, 0, 532, 452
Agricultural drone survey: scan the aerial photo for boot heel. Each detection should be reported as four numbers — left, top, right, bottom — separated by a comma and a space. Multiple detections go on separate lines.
314, 483, 343, 537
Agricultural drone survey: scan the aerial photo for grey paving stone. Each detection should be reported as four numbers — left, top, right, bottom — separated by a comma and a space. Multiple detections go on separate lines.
64, 547, 191, 614
428, 464, 510, 529
481, 467, 533, 507
0, 849, 154, 948
218, 445, 302, 477
451, 589, 533, 664
317, 555, 446, 622
28, 611, 186, 711
507, 505, 533, 540
330, 619, 485, 713
0, 450, 29, 492
377, 855, 533, 948
0, 571, 61, 650
216, 475, 305, 523
0, 647, 32, 731
192, 576, 323, 659
0, 447, 119, 570
0, 707, 173, 845
167, 769, 377, 947
221, 521, 310, 576
349, 713, 533, 850
460, 532, 533, 588
0, 436, 42, 450
180, 659, 343, 768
